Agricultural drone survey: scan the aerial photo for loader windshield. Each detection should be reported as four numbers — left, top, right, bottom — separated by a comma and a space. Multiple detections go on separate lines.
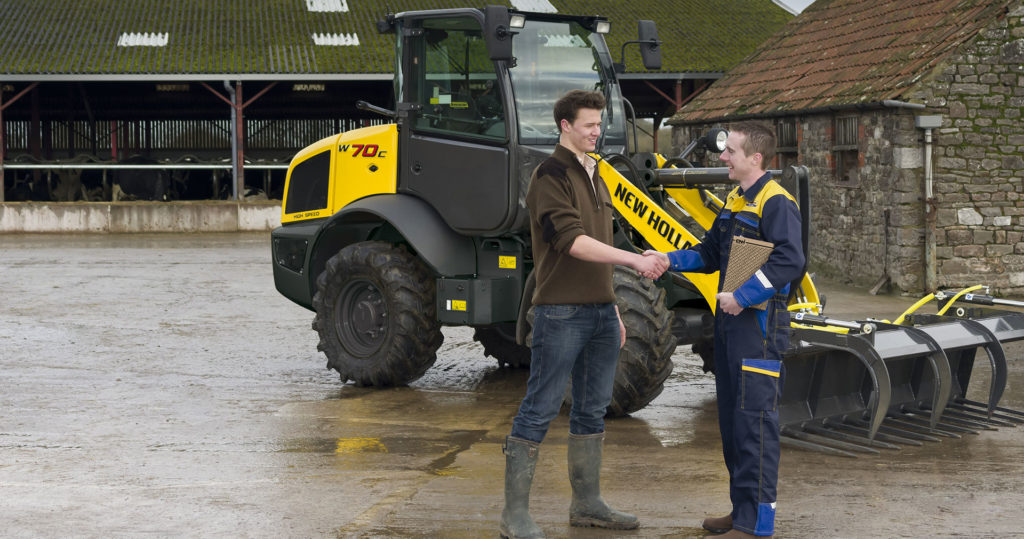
509, 19, 626, 148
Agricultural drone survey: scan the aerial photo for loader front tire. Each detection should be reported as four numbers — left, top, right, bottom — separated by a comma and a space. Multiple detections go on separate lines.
312, 241, 442, 386
474, 323, 531, 368
609, 267, 676, 416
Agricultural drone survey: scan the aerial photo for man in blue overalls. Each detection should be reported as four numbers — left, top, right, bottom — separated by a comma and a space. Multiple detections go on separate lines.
650, 121, 804, 537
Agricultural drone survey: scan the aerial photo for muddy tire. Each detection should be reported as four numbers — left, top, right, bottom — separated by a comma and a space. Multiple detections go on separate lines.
312, 241, 442, 386
524, 267, 676, 416
474, 323, 531, 368
609, 267, 676, 416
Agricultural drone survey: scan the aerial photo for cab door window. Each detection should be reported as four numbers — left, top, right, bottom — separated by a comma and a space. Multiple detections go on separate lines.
407, 17, 506, 140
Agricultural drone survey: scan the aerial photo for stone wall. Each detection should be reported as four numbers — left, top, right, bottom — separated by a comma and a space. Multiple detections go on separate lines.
795, 111, 926, 292
904, 1, 1024, 295
670, 1, 1024, 295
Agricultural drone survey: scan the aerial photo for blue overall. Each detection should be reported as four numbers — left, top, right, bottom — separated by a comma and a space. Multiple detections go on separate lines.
668, 172, 804, 536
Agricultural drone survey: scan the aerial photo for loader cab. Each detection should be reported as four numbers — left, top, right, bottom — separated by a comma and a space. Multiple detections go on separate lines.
388, 8, 633, 237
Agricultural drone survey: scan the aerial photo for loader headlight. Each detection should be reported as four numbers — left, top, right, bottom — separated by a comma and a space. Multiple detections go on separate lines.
509, 14, 526, 28
706, 127, 728, 152
595, 20, 611, 34
274, 237, 308, 274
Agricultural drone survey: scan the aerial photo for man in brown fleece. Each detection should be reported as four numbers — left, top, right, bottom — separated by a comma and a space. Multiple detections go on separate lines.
499, 89, 668, 539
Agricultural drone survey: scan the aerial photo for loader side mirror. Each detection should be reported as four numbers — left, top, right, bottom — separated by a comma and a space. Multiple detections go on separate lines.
484, 5, 514, 62
637, 20, 661, 70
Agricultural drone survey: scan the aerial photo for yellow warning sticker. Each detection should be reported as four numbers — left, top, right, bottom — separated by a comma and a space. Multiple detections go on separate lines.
498, 256, 517, 269
450, 300, 467, 311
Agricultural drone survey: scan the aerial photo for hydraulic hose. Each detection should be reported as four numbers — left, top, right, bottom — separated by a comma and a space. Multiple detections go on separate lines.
893, 284, 986, 324
935, 285, 985, 316
787, 302, 822, 314
893, 294, 935, 325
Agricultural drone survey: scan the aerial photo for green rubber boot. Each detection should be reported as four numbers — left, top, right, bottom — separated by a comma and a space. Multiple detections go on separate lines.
567, 432, 639, 530
499, 436, 545, 539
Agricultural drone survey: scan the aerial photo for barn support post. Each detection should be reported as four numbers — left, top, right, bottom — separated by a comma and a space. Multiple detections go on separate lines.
1, 85, 4, 203
0, 82, 40, 202
203, 81, 277, 201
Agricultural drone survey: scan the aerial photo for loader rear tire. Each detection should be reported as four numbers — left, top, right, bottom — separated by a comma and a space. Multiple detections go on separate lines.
474, 323, 531, 368
312, 241, 442, 386
609, 267, 676, 416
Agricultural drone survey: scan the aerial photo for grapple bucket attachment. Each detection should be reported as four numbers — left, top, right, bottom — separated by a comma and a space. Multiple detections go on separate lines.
781, 291, 1024, 457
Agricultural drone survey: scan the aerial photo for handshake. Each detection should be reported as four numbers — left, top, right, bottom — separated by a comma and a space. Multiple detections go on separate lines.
634, 250, 670, 280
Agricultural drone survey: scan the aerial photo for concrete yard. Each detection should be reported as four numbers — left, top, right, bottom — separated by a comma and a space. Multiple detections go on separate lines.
1, 233, 1021, 538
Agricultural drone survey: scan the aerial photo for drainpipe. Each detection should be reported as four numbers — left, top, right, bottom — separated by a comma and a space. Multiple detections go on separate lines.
916, 115, 943, 293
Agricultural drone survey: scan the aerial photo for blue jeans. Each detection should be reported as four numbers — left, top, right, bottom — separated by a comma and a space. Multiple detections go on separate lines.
509, 303, 621, 443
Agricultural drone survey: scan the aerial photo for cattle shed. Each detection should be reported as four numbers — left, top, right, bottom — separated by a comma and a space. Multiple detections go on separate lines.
0, 0, 793, 206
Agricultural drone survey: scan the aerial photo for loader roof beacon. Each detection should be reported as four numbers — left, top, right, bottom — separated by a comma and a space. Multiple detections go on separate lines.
271, 6, 1023, 454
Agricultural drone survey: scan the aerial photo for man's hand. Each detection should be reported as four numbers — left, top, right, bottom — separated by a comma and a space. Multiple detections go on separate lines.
635, 251, 669, 279
716, 292, 743, 315
616, 307, 626, 349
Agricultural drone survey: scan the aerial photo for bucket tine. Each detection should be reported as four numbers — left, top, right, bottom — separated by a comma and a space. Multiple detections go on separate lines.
933, 414, 992, 432
942, 408, 1015, 428
885, 416, 962, 438
781, 434, 858, 458
874, 422, 943, 442
956, 398, 1024, 419
805, 424, 901, 450
895, 413, 979, 435
835, 421, 924, 446
947, 403, 1024, 424
782, 428, 880, 455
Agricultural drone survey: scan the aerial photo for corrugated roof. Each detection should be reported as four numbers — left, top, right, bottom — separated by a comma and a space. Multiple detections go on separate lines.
672, 0, 1012, 122
0, 0, 792, 78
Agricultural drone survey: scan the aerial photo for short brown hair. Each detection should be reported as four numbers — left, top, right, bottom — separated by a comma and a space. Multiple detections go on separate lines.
553, 90, 606, 131
730, 121, 776, 171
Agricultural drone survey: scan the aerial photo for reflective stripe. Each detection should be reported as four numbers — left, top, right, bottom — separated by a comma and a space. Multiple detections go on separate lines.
741, 365, 781, 378
755, 269, 773, 289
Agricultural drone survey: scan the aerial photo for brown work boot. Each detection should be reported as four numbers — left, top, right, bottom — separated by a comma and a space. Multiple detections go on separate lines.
701, 514, 732, 534
719, 530, 762, 538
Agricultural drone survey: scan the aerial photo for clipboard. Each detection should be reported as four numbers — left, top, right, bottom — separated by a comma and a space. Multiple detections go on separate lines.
722, 236, 774, 310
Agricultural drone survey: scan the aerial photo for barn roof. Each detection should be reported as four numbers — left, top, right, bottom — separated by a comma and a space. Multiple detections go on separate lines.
672, 0, 1013, 123
0, 0, 792, 80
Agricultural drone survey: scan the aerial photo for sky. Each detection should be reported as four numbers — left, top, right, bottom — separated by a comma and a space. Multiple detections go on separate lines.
774, 0, 815, 15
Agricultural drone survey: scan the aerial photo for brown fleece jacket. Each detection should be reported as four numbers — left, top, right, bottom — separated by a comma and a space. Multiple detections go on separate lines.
526, 144, 616, 305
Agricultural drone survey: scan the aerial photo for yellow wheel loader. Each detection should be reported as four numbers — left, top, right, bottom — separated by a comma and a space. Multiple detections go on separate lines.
271, 6, 1023, 454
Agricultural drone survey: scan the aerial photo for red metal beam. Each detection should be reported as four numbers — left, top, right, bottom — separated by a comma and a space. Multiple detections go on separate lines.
643, 80, 680, 109
242, 81, 277, 110
0, 81, 38, 112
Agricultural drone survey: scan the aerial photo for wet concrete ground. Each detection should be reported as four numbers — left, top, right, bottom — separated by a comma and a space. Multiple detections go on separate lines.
1, 233, 1022, 538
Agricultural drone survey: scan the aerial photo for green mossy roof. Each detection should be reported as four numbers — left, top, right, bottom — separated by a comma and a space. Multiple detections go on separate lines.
0, 0, 791, 77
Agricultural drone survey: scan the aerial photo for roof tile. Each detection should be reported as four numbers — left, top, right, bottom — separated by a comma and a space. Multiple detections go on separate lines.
674, 0, 1012, 122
